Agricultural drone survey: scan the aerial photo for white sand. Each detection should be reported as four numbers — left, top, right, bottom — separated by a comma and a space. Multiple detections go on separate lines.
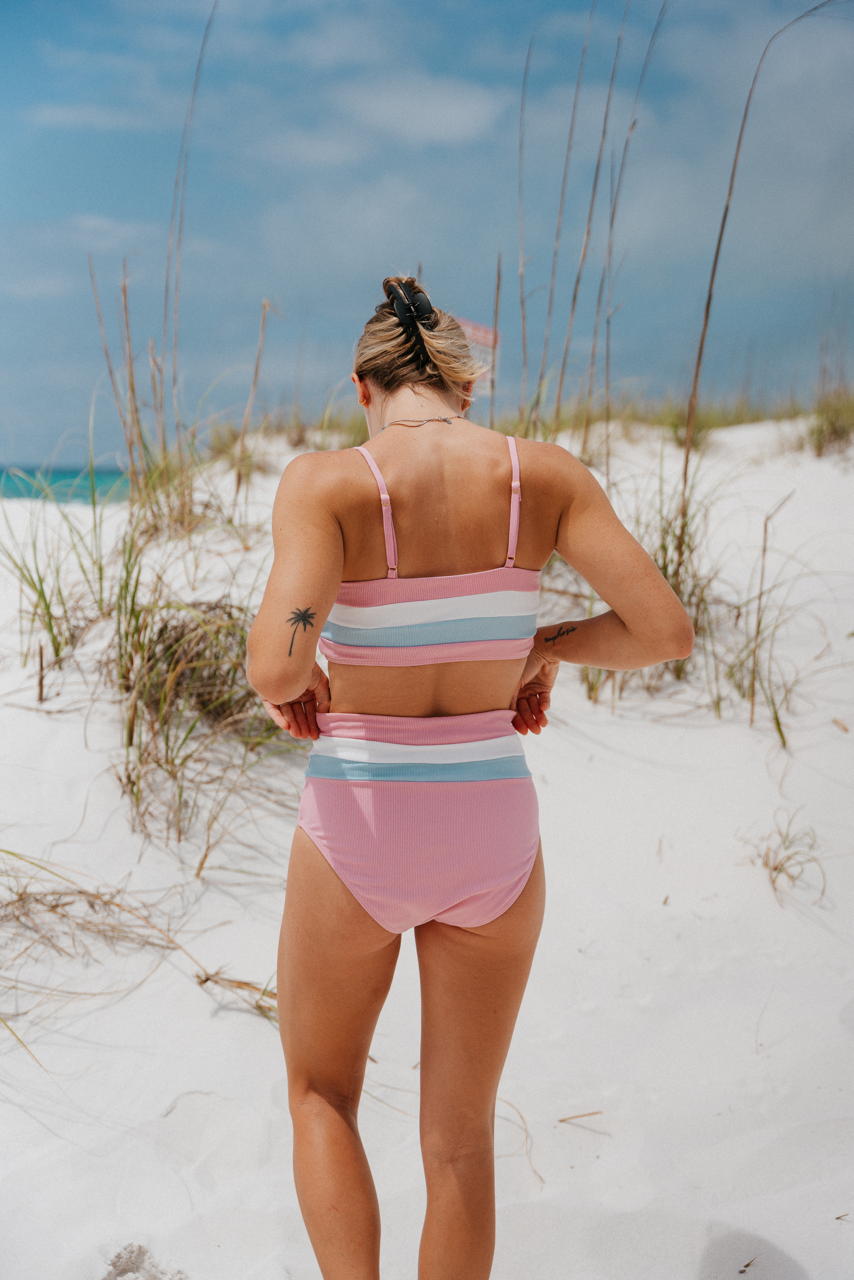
0, 424, 852, 1280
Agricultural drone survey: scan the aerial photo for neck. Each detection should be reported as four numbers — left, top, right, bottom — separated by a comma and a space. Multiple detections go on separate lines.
367, 386, 463, 438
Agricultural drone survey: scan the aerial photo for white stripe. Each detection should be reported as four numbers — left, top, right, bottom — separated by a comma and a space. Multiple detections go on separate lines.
328, 589, 539, 630
311, 734, 525, 765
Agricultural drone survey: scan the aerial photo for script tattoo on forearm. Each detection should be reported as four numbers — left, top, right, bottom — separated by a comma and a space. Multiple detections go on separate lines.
544, 623, 577, 645
287, 607, 317, 656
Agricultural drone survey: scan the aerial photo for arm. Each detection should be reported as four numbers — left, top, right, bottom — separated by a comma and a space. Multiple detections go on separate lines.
246, 454, 344, 738
512, 451, 693, 734
545, 454, 694, 666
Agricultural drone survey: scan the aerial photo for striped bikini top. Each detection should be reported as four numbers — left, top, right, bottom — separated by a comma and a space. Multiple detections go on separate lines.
318, 435, 540, 667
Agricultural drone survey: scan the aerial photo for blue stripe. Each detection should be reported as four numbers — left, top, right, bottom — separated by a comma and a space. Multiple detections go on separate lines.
306, 757, 532, 782
320, 614, 538, 648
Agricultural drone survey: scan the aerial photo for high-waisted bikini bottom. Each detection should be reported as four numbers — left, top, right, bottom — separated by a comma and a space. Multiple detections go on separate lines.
297, 709, 540, 934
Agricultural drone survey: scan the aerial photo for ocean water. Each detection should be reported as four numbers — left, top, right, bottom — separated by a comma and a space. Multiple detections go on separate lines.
0, 468, 129, 502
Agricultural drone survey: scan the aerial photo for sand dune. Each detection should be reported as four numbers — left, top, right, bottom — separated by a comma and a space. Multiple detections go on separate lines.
0, 423, 852, 1279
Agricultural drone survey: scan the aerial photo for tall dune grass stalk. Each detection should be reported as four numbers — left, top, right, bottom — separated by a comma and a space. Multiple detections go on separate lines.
552, 0, 631, 439
748, 490, 794, 732
233, 298, 272, 510
580, 1, 668, 459
167, 2, 219, 438
529, 0, 595, 435
675, 0, 844, 584
518, 35, 535, 426
490, 252, 501, 432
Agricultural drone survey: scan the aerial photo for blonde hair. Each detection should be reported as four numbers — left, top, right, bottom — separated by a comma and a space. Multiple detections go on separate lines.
354, 276, 483, 402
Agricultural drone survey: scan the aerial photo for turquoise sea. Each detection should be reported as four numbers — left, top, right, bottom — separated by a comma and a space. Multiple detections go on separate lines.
0, 468, 130, 502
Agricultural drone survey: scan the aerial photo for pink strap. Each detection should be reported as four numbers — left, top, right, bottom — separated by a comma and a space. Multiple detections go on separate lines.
504, 436, 521, 567
355, 446, 398, 578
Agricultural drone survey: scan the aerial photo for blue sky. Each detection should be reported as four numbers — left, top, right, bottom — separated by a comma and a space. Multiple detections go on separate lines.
1, 0, 853, 466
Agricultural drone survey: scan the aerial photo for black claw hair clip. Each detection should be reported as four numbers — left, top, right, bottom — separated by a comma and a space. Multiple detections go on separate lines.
383, 279, 435, 331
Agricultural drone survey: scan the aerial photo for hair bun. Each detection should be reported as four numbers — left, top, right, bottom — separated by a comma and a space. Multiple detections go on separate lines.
383, 277, 435, 331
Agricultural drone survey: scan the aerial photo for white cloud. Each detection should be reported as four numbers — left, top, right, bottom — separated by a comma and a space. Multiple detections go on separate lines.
0, 273, 78, 301
24, 103, 166, 131
337, 74, 510, 145
249, 126, 366, 168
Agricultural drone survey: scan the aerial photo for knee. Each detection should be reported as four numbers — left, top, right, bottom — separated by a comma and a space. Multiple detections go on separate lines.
421, 1121, 494, 1176
288, 1077, 360, 1129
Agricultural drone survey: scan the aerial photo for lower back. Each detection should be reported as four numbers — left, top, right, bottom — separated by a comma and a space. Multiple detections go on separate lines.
328, 658, 527, 718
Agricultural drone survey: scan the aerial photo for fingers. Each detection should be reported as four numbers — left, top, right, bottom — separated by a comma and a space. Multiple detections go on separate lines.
288, 698, 313, 740
512, 691, 551, 736
261, 699, 289, 730
513, 693, 541, 735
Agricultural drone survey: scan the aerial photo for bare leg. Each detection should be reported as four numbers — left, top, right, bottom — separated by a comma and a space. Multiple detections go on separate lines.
278, 826, 401, 1280
415, 846, 545, 1280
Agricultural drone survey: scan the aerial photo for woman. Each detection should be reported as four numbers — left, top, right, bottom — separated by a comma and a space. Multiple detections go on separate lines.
247, 277, 693, 1280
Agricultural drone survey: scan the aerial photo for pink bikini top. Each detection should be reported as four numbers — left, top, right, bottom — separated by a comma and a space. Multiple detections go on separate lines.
317, 435, 541, 667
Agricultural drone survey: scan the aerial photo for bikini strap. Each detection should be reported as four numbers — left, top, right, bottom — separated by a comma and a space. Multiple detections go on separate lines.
504, 436, 521, 568
355, 445, 398, 578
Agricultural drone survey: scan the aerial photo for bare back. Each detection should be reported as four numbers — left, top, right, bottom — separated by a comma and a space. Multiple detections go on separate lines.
324, 420, 560, 717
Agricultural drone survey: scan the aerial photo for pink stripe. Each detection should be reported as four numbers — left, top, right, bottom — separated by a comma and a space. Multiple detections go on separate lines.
318, 635, 535, 666
315, 709, 518, 744
335, 565, 540, 607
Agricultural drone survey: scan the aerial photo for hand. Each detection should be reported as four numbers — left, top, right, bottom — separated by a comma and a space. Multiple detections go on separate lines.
261, 662, 331, 740
512, 645, 559, 735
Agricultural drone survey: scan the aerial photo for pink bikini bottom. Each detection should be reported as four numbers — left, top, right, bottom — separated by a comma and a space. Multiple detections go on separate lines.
297, 709, 540, 934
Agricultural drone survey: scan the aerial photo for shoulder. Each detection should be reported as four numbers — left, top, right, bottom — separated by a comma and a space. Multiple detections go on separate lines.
276, 448, 366, 504
515, 436, 596, 499
280, 447, 361, 484
270, 451, 352, 535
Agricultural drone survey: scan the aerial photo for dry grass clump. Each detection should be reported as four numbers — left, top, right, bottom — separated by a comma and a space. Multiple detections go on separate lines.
1, 876, 176, 963
0, 848, 281, 1070
807, 388, 854, 456
119, 599, 269, 743
0, 849, 185, 1057
207, 420, 275, 483
751, 811, 825, 905
114, 560, 296, 854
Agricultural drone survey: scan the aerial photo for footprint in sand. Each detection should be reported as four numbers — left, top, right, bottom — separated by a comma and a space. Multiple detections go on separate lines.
100, 1243, 189, 1280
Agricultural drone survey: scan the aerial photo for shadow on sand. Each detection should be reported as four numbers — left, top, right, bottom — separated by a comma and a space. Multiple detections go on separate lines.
698, 1226, 809, 1280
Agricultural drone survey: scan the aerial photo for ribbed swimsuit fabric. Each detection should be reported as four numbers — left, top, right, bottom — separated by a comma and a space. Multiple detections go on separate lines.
298, 435, 541, 933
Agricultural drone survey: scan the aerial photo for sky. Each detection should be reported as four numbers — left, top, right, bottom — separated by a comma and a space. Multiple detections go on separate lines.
1, 0, 853, 466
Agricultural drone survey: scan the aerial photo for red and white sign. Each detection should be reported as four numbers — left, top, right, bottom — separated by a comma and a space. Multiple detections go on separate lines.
455, 317, 500, 390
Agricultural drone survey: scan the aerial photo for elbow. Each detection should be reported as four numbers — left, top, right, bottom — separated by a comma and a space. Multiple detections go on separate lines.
640, 616, 693, 666
665, 617, 695, 662
246, 649, 314, 706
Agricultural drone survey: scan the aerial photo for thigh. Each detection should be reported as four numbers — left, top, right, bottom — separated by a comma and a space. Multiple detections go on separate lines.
415, 846, 545, 1132
278, 826, 401, 1105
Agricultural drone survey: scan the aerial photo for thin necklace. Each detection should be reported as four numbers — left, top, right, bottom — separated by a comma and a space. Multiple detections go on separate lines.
380, 414, 463, 432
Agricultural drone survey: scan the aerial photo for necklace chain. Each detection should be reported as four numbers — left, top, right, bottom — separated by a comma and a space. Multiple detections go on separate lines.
380, 414, 461, 432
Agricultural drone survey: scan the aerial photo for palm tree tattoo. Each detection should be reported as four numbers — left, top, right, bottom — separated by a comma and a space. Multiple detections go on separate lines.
287, 607, 317, 656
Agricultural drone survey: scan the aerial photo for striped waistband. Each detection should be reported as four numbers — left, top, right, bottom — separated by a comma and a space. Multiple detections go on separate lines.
305, 710, 530, 782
